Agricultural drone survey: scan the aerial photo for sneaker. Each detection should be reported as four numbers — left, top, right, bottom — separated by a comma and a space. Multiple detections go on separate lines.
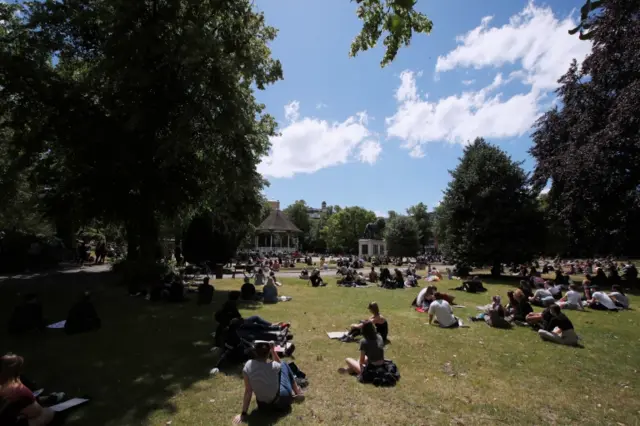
293, 394, 305, 403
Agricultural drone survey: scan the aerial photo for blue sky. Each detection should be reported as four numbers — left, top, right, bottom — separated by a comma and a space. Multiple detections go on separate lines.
254, 0, 591, 216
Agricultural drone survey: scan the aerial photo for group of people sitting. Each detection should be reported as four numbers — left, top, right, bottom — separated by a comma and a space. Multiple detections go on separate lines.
241, 269, 289, 303
298, 268, 326, 287
8, 292, 101, 336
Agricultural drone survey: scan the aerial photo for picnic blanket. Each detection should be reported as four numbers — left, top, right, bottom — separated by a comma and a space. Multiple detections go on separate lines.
326, 331, 347, 339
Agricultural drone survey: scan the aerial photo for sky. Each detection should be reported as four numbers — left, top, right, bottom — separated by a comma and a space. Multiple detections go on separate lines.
254, 0, 592, 217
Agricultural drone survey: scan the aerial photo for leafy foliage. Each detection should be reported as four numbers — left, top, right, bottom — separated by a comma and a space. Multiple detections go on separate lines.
283, 200, 312, 249
351, 0, 433, 67
406, 202, 431, 250
384, 215, 419, 257
568, 0, 605, 40
439, 138, 544, 273
531, 0, 640, 256
324, 206, 376, 253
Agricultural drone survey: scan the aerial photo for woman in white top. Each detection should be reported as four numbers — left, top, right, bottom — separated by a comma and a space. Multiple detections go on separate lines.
558, 284, 584, 310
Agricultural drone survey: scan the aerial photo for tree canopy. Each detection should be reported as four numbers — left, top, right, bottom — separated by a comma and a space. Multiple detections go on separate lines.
438, 138, 544, 273
384, 215, 419, 257
406, 202, 431, 251
531, 0, 640, 256
324, 206, 376, 253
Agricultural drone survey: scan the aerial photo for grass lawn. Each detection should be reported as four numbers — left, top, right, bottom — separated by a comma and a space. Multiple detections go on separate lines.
1, 271, 640, 425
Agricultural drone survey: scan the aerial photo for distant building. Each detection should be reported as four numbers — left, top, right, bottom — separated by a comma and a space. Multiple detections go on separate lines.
306, 201, 327, 220
267, 200, 280, 211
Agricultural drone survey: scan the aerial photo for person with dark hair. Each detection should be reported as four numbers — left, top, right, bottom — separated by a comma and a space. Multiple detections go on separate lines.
368, 267, 379, 283
341, 302, 388, 342
455, 276, 486, 293
608, 285, 629, 309
558, 284, 584, 310
233, 341, 305, 424
241, 278, 256, 301
587, 286, 619, 311
197, 277, 214, 305
538, 305, 579, 346
591, 267, 609, 287
339, 321, 400, 386
428, 293, 460, 328
7, 294, 45, 335
309, 269, 325, 287
0, 354, 56, 426
64, 292, 101, 335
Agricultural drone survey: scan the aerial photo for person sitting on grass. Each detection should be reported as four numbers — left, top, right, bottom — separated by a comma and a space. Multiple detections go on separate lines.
197, 277, 214, 305
525, 305, 553, 329
587, 286, 619, 311
428, 292, 461, 328
263, 277, 278, 304
338, 321, 400, 387
368, 267, 379, 283
557, 284, 584, 310
608, 285, 629, 309
241, 277, 256, 301
538, 304, 579, 346
299, 268, 309, 280
506, 289, 533, 324
65, 292, 101, 335
309, 269, 325, 287
7, 294, 45, 336
269, 271, 283, 287
548, 281, 564, 300
0, 353, 56, 426
529, 283, 556, 307
471, 295, 510, 328
341, 302, 388, 343
413, 285, 437, 309
233, 341, 305, 424
254, 269, 265, 286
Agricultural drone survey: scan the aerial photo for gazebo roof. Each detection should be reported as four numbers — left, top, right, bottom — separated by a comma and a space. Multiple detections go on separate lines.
256, 209, 302, 233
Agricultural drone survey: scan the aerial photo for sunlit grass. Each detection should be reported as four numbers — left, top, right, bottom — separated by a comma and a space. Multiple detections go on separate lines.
1, 271, 639, 425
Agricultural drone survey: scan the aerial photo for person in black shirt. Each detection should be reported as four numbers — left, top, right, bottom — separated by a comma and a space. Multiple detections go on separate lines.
538, 304, 579, 346
65, 292, 101, 335
197, 277, 214, 305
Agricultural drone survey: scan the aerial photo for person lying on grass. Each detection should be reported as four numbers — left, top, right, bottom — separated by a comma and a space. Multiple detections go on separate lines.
428, 292, 461, 328
340, 302, 388, 342
538, 304, 580, 346
234, 341, 304, 424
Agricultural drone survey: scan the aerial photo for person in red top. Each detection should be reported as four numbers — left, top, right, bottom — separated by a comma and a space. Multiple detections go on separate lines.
0, 354, 55, 426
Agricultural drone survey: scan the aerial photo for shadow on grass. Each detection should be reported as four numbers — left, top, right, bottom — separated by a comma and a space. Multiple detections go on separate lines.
0, 269, 267, 425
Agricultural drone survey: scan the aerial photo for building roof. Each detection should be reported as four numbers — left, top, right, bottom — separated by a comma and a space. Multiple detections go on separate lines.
256, 209, 302, 233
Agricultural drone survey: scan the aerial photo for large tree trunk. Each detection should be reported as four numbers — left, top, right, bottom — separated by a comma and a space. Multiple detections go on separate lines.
491, 261, 502, 278
138, 210, 159, 264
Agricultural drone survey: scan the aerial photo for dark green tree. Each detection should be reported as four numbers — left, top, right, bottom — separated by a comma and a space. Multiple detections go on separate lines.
384, 215, 420, 257
406, 202, 432, 252
324, 206, 376, 253
283, 200, 311, 249
568, 0, 604, 40
531, 0, 640, 256
440, 138, 544, 276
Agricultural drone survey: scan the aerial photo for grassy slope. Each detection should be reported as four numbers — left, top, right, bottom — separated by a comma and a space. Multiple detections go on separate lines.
1, 272, 639, 426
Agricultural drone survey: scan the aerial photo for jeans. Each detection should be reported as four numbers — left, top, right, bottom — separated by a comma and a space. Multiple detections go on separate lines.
538, 328, 579, 345
257, 362, 295, 411
243, 316, 276, 331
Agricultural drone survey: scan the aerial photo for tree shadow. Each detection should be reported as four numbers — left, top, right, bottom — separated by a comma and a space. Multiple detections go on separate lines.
0, 269, 266, 425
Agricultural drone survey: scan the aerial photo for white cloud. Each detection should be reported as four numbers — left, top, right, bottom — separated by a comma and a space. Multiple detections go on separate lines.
541, 185, 550, 194
258, 102, 381, 178
462, 79, 476, 85
374, 211, 388, 218
387, 1, 592, 155
435, 1, 591, 91
316, 102, 328, 110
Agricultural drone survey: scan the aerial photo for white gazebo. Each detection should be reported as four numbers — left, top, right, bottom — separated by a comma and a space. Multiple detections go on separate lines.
255, 209, 302, 254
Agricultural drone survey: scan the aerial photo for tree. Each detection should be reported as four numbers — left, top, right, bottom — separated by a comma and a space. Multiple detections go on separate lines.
531, 0, 640, 256
568, 0, 605, 40
439, 138, 544, 276
351, 0, 434, 67
387, 210, 398, 219
283, 200, 311, 249
1, 0, 277, 264
384, 215, 419, 257
324, 206, 376, 253
406, 202, 431, 252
